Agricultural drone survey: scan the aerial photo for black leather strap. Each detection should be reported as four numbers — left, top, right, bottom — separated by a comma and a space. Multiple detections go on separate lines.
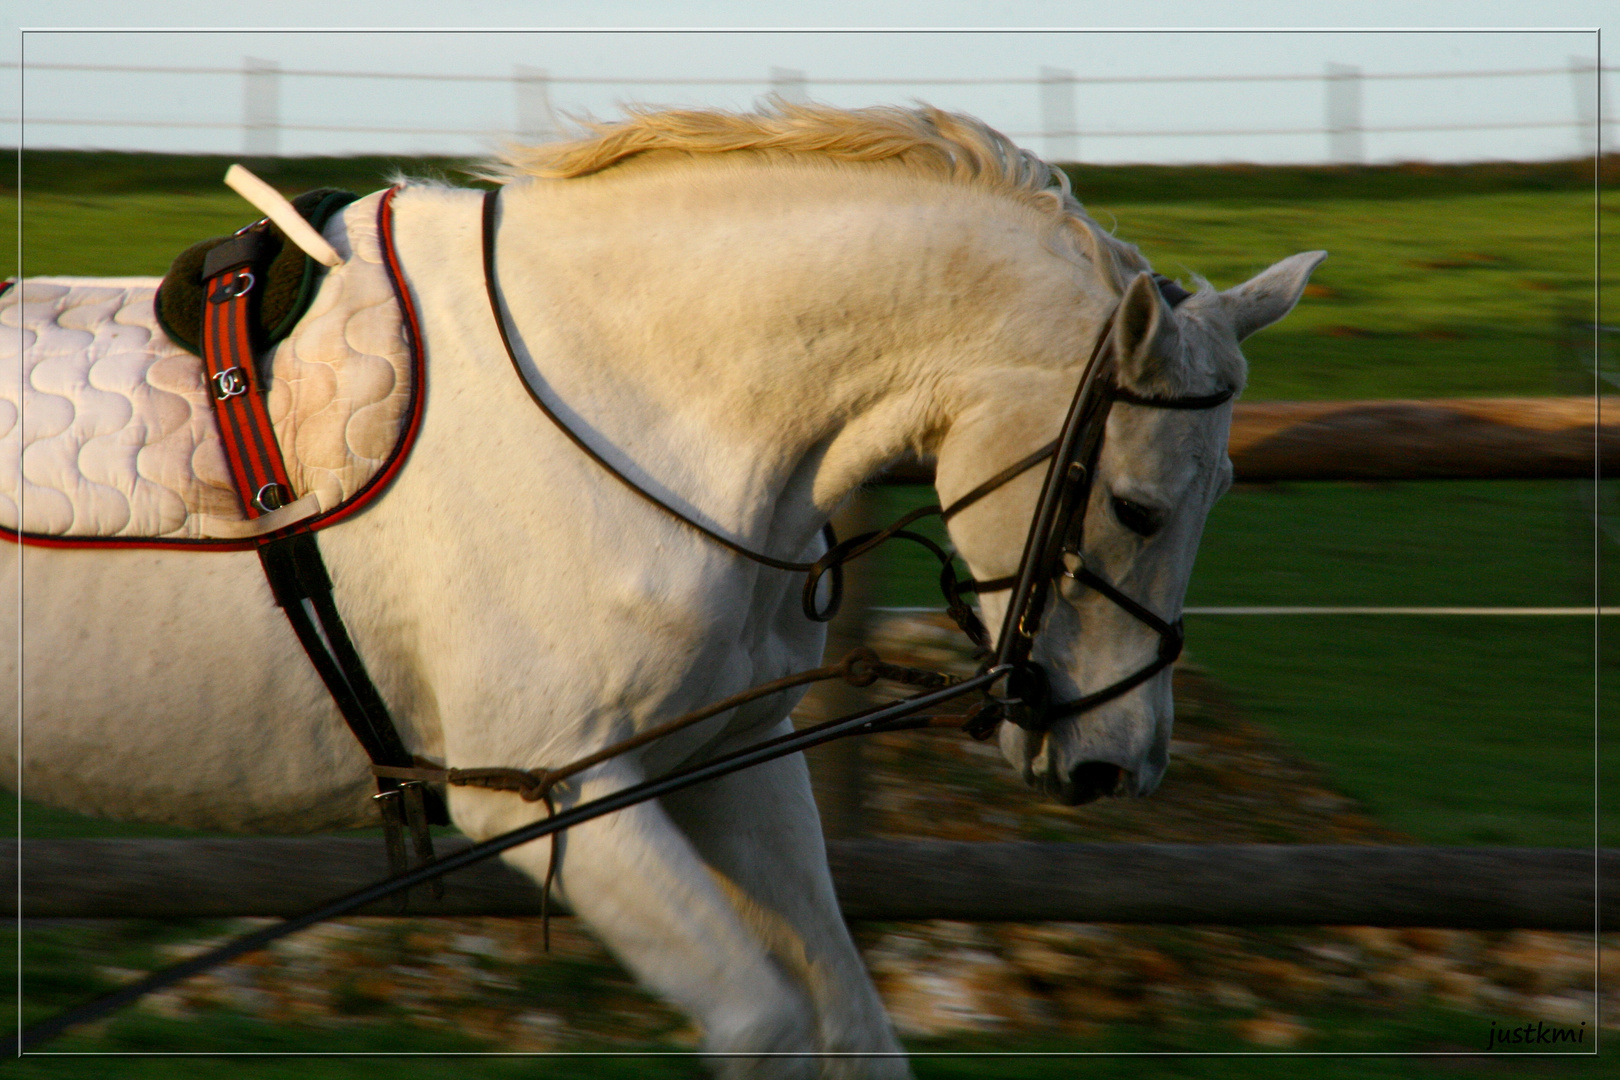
938, 438, 1059, 522
483, 190, 814, 573
259, 532, 449, 825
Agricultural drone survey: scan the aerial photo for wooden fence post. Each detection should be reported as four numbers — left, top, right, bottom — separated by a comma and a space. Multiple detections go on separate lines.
1325, 62, 1363, 165
1040, 66, 1079, 164
242, 57, 280, 157
514, 65, 558, 144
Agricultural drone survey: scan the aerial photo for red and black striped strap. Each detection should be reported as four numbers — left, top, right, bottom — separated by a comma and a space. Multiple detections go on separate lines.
198, 230, 296, 517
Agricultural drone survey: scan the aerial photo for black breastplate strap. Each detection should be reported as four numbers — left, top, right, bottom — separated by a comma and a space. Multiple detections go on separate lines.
259, 533, 447, 903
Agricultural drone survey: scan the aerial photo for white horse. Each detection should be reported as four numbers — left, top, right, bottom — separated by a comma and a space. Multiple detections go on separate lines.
4, 105, 1322, 1074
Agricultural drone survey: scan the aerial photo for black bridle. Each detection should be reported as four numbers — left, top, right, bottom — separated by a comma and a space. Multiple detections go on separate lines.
956, 285, 1234, 736
480, 189, 1231, 738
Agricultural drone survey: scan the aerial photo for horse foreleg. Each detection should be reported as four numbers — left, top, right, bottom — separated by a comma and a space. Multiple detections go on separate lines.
453, 771, 823, 1079
660, 737, 912, 1080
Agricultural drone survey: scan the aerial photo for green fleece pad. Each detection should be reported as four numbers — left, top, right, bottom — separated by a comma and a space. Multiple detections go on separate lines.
155, 187, 359, 357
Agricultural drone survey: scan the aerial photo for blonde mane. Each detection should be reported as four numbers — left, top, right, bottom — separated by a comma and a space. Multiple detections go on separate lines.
481, 102, 1148, 289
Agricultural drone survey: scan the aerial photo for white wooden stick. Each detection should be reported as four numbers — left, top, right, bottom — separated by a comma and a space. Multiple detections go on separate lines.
223, 164, 343, 267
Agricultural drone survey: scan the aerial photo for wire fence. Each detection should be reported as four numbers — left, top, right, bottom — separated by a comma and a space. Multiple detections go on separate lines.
4, 57, 1616, 163
876, 607, 1616, 617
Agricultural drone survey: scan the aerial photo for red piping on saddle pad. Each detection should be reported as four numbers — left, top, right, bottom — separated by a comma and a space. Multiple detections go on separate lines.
2, 185, 428, 552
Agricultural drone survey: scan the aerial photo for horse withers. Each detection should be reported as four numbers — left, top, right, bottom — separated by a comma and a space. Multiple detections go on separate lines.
3, 104, 1323, 1075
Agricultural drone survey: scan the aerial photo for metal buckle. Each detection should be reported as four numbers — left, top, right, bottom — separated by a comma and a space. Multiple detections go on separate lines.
373, 789, 411, 912
372, 783, 441, 913
210, 367, 249, 400
372, 782, 442, 912
987, 662, 1052, 731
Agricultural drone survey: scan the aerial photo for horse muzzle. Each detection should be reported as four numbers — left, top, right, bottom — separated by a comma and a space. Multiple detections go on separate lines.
1046, 760, 1129, 805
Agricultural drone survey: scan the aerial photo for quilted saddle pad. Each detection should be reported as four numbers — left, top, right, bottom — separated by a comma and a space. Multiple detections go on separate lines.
1, 189, 421, 545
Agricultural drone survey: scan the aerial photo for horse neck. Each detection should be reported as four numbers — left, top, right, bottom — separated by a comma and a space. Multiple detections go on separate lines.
484, 162, 1104, 554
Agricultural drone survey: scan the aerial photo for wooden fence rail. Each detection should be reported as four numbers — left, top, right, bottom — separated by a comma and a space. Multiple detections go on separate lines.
879, 396, 1615, 484
6, 839, 1612, 930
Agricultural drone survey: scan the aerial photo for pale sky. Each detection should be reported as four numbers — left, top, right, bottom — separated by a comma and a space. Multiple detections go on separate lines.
2, 1, 1612, 165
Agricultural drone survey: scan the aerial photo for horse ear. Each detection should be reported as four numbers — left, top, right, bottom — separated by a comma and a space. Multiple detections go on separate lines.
1220, 250, 1328, 342
1111, 270, 1179, 381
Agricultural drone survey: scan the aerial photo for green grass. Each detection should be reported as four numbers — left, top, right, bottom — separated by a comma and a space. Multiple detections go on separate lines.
11, 1024, 709, 1078
1183, 479, 1606, 848
3, 1005, 1603, 1077
1094, 192, 1605, 331
1186, 616, 1600, 847
908, 1001, 1606, 1065
1083, 190, 1611, 400
9, 192, 294, 279
1061, 157, 1614, 206
1189, 480, 1595, 609
875, 479, 1607, 848
1183, 480, 1606, 846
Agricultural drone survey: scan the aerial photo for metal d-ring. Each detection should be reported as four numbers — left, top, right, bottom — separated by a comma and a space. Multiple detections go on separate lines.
253, 482, 291, 512
206, 270, 256, 304
985, 661, 1051, 731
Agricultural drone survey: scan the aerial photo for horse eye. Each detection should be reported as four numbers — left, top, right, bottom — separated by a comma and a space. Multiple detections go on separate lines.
1110, 495, 1163, 537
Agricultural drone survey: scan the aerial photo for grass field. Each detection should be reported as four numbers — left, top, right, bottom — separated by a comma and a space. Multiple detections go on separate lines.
3, 1011, 1606, 1077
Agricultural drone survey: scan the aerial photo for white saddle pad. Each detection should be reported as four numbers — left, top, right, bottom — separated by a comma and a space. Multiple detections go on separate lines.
1, 190, 416, 543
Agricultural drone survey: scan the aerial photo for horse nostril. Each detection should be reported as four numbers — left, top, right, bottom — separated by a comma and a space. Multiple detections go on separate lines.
1068, 761, 1123, 805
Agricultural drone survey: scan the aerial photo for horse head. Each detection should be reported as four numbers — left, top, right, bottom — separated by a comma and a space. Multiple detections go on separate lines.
935, 249, 1326, 805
